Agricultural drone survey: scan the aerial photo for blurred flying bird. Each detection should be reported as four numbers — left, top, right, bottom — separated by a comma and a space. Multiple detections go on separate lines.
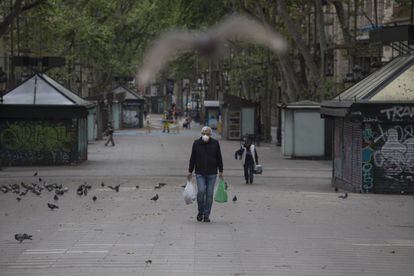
137, 13, 287, 85
15, 233, 32, 243
150, 194, 159, 201
47, 203, 59, 210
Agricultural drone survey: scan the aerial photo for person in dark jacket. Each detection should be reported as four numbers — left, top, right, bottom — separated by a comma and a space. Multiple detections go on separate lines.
104, 122, 115, 146
188, 126, 223, 222
239, 139, 258, 184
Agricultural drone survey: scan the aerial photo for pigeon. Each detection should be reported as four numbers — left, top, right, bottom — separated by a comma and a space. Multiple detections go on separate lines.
47, 203, 59, 210
150, 194, 159, 201
54, 195, 59, 201
101, 182, 105, 187
44, 184, 54, 192
145, 260, 152, 264
137, 13, 287, 85
21, 182, 33, 191
55, 189, 65, 196
16, 197, 21, 202
33, 171, 38, 176
108, 184, 120, 192
76, 185, 84, 196
92, 196, 97, 202
334, 187, 338, 193
232, 195, 237, 202
0, 185, 9, 194
19, 190, 28, 196
15, 233, 32, 243
135, 185, 139, 189
158, 183, 167, 187
83, 188, 88, 196
338, 193, 348, 199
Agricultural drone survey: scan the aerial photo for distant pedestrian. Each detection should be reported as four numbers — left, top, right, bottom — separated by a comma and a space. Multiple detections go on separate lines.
238, 139, 258, 184
146, 114, 151, 133
188, 126, 223, 222
105, 122, 115, 146
162, 111, 171, 133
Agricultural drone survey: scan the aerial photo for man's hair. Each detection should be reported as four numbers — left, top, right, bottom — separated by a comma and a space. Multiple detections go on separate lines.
201, 126, 212, 134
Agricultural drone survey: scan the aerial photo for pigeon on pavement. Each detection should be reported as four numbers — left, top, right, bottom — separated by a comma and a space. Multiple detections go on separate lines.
15, 233, 32, 243
92, 196, 97, 202
232, 195, 237, 202
150, 194, 159, 201
54, 195, 59, 201
33, 172, 38, 176
108, 184, 120, 192
338, 193, 348, 199
47, 203, 59, 210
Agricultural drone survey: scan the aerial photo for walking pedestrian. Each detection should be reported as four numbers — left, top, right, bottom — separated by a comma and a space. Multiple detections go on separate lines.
162, 111, 171, 133
239, 139, 258, 184
145, 114, 151, 133
104, 122, 115, 146
188, 126, 223, 222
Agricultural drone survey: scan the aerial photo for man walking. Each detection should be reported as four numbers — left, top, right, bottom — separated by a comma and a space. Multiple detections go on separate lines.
188, 126, 223, 222
104, 122, 115, 146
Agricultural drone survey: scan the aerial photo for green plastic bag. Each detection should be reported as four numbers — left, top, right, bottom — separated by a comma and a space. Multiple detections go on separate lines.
214, 180, 228, 203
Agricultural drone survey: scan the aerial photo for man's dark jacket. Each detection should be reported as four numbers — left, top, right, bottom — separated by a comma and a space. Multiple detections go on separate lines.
189, 137, 223, 175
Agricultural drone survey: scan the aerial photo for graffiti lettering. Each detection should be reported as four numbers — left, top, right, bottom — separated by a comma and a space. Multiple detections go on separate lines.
0, 150, 71, 166
380, 106, 414, 121
0, 121, 73, 152
362, 161, 374, 190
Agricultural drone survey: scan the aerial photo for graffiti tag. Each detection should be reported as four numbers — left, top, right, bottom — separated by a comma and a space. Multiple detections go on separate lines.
380, 106, 414, 121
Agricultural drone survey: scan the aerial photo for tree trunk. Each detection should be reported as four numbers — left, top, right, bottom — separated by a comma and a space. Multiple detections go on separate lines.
331, 0, 352, 46
277, 0, 320, 88
0, 0, 45, 38
315, 0, 328, 77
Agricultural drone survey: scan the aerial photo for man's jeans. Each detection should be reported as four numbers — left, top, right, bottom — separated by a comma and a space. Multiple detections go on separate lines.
195, 174, 217, 218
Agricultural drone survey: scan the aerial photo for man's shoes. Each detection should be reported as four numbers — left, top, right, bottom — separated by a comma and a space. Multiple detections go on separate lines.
203, 217, 211, 223
197, 214, 203, 222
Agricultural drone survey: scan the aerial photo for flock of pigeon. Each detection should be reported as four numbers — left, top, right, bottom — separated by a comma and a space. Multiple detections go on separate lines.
1, 171, 163, 243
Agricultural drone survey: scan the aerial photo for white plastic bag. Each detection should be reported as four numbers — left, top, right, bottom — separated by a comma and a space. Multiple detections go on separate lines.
183, 181, 196, 204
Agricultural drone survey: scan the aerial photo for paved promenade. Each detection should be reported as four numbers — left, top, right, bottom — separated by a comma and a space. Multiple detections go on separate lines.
0, 118, 413, 275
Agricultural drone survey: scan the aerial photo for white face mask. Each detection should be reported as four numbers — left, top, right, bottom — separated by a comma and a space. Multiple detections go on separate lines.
202, 134, 210, 142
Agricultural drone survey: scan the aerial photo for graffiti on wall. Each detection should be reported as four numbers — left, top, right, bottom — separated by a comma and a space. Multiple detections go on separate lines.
362, 123, 414, 192
362, 125, 375, 192
122, 109, 139, 127
380, 106, 414, 121
0, 120, 76, 165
